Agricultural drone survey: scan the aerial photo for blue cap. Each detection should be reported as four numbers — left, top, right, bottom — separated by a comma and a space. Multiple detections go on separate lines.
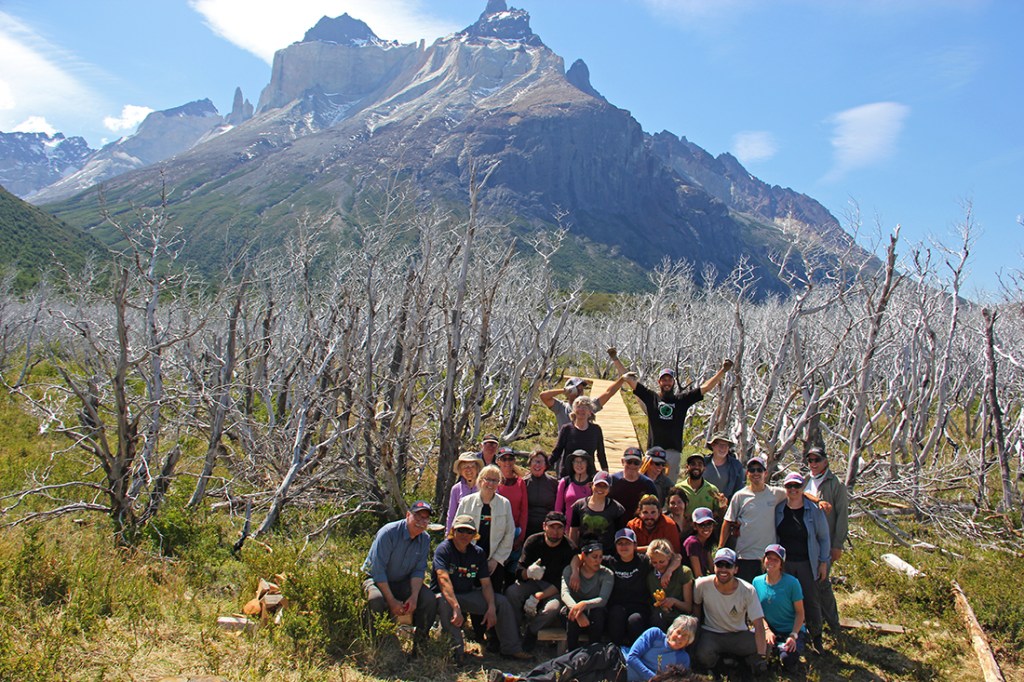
713, 547, 737, 565
614, 528, 637, 543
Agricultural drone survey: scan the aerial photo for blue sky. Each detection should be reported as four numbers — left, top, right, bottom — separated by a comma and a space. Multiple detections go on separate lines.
1, 0, 1020, 297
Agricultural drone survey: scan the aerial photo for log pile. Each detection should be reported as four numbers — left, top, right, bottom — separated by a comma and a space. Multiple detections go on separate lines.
217, 575, 288, 634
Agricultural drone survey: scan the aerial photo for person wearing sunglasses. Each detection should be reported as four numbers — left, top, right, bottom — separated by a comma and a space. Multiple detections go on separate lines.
803, 444, 849, 636
692, 547, 768, 676
433, 514, 531, 664
720, 456, 816, 583
775, 472, 830, 652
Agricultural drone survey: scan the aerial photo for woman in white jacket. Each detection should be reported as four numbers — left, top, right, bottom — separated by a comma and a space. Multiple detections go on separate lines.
456, 463, 515, 587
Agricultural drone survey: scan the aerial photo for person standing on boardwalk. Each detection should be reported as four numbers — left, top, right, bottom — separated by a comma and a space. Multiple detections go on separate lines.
361, 501, 438, 650
610, 447, 658, 522
608, 348, 733, 482
539, 375, 627, 432
804, 443, 849, 635
549, 396, 608, 477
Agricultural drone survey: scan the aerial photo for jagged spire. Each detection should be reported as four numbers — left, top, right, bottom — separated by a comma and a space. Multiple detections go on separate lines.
461, 1, 543, 46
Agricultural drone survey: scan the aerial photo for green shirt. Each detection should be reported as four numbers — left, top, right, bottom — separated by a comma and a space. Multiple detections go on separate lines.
678, 478, 722, 513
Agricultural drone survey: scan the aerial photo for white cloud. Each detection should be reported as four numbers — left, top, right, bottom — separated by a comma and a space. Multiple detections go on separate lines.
824, 102, 909, 181
188, 0, 460, 64
0, 11, 105, 138
13, 115, 56, 135
731, 131, 778, 164
104, 104, 153, 133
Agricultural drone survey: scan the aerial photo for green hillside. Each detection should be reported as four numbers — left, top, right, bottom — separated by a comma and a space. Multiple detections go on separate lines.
0, 184, 107, 290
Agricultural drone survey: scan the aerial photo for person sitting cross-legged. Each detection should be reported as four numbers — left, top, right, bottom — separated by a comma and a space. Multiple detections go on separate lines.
433, 515, 531, 664
692, 547, 768, 676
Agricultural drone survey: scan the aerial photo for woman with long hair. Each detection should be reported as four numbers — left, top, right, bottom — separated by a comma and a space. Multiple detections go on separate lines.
446, 451, 481, 532
549, 396, 608, 477
524, 448, 558, 538
555, 449, 596, 528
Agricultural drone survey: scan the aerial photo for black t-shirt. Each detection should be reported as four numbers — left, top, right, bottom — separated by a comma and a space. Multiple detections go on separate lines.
432, 539, 491, 594
603, 552, 652, 607
633, 383, 703, 452
551, 422, 608, 476
609, 473, 658, 520
571, 497, 625, 554
478, 502, 492, 555
777, 506, 809, 562
517, 532, 578, 586
525, 474, 559, 537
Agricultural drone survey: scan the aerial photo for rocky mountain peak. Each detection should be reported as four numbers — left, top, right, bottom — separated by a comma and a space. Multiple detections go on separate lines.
302, 14, 392, 47
566, 59, 604, 100
225, 87, 254, 126
461, 1, 543, 46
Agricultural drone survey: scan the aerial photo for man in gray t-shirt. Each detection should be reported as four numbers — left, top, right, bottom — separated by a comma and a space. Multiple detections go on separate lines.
721, 456, 786, 582
539, 376, 626, 432
693, 548, 767, 675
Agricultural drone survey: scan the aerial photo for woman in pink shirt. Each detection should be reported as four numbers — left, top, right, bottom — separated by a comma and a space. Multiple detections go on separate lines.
555, 450, 595, 527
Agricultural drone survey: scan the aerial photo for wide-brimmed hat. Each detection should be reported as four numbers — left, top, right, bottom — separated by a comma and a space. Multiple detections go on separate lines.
706, 431, 735, 448
453, 451, 483, 475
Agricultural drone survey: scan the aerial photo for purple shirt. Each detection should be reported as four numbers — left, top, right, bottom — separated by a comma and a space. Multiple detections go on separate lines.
446, 478, 478, 531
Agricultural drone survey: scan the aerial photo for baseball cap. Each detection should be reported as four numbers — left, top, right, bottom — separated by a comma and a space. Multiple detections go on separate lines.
764, 543, 786, 560
614, 528, 637, 543
409, 500, 433, 514
592, 471, 612, 487
806, 445, 827, 459
565, 377, 589, 390
622, 447, 643, 462
496, 446, 516, 460
783, 472, 805, 487
658, 368, 676, 378
713, 547, 737, 565
646, 447, 667, 464
452, 514, 477, 532
746, 456, 767, 470
481, 433, 499, 444
691, 507, 714, 524
686, 452, 705, 463
544, 511, 566, 525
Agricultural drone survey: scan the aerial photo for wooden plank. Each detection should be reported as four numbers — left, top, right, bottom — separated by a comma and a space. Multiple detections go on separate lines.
587, 378, 639, 475
839, 617, 907, 634
951, 580, 1005, 682
217, 616, 257, 633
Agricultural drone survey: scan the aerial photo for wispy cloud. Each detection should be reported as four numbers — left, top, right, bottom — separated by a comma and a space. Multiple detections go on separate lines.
0, 11, 107, 139
732, 131, 778, 164
104, 105, 153, 133
823, 102, 910, 182
189, 0, 461, 64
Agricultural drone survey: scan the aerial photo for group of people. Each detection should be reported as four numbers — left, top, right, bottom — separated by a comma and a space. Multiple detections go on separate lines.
362, 354, 850, 679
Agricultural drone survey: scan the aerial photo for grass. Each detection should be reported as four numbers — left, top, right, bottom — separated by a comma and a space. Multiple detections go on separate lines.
0, 392, 1021, 681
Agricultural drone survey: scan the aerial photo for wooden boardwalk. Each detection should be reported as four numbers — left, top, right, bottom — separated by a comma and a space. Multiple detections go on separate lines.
588, 378, 640, 475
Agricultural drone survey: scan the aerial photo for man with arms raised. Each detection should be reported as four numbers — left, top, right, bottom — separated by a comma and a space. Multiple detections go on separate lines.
539, 376, 627, 432
692, 547, 768, 676
362, 501, 438, 652
505, 511, 578, 650
609, 348, 733, 482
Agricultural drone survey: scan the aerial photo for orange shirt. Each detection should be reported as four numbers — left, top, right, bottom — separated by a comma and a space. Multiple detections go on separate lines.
627, 514, 681, 554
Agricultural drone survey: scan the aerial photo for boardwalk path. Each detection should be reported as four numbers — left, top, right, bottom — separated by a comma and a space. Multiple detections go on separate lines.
587, 378, 640, 475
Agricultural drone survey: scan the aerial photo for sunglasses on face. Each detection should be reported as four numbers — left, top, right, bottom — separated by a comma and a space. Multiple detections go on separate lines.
714, 561, 735, 569
481, 477, 500, 484
784, 483, 802, 489
696, 521, 715, 528
747, 467, 765, 473
807, 457, 824, 464
455, 528, 475, 534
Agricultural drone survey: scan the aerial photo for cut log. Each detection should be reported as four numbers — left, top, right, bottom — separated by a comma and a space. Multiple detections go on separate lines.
242, 598, 262, 616
839, 617, 907, 634
951, 580, 1005, 682
263, 593, 286, 610
217, 616, 257, 633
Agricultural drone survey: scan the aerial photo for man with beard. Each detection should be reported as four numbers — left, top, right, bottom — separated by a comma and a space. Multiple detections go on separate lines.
679, 454, 728, 524
627, 494, 682, 554
609, 348, 733, 482
692, 548, 768, 676
610, 447, 658, 522
505, 511, 578, 650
